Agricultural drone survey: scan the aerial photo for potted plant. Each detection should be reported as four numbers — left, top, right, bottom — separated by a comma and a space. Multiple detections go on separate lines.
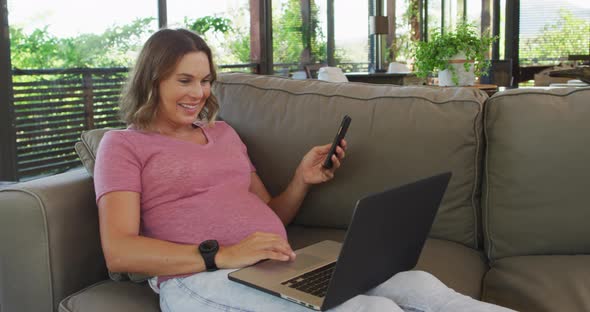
413, 22, 498, 86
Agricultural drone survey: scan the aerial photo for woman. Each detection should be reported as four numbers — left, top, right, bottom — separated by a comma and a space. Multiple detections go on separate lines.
94, 28, 514, 312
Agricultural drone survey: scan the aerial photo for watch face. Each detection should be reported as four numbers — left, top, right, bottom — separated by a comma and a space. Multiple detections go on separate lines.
200, 240, 218, 253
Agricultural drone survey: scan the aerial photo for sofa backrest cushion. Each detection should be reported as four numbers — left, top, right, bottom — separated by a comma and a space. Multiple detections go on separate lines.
214, 73, 488, 248
74, 128, 113, 177
483, 87, 590, 260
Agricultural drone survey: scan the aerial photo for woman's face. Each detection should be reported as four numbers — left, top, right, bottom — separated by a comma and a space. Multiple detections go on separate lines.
156, 51, 212, 128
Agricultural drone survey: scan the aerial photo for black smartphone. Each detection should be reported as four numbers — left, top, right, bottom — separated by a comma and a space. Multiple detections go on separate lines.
322, 115, 352, 169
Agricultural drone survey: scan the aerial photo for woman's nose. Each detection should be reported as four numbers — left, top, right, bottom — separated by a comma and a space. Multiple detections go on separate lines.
188, 84, 203, 98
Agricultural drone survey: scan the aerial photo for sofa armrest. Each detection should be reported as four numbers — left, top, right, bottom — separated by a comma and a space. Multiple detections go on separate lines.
0, 169, 107, 312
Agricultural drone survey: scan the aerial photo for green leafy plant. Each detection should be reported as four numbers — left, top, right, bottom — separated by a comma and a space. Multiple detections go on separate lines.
185, 16, 233, 36
520, 9, 590, 65
413, 22, 497, 85
10, 18, 156, 69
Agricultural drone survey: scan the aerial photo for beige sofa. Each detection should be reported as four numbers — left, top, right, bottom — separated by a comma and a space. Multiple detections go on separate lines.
1, 73, 589, 312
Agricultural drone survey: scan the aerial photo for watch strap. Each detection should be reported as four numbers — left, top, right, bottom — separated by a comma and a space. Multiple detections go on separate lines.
199, 240, 219, 272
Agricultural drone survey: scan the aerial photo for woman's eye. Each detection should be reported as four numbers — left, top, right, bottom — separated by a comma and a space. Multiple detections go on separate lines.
201, 80, 211, 85
179, 79, 191, 84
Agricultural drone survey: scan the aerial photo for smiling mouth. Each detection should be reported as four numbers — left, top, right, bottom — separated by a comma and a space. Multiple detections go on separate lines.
178, 103, 199, 109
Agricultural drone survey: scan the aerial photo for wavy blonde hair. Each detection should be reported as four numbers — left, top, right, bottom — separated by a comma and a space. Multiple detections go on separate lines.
119, 28, 219, 129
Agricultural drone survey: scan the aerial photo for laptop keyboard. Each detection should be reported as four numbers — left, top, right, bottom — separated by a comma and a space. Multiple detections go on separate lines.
281, 262, 336, 298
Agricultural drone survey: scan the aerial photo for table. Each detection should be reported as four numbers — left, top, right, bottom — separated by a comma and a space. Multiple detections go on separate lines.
343, 72, 499, 96
425, 83, 499, 96
470, 84, 499, 96
345, 72, 426, 86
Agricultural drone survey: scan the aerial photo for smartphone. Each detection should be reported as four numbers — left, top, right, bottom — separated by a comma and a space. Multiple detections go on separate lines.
322, 115, 352, 169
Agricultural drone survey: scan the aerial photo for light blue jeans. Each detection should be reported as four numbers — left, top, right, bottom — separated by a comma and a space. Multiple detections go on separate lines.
152, 270, 515, 312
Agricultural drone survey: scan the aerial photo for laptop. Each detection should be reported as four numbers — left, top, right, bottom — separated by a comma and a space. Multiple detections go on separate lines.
228, 172, 452, 311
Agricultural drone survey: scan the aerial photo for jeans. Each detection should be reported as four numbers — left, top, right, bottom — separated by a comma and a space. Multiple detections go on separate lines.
153, 270, 516, 312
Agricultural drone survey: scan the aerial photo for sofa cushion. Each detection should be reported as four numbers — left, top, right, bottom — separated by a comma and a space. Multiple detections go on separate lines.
482, 255, 590, 312
74, 128, 113, 177
58, 225, 486, 311
215, 73, 488, 248
286, 225, 487, 299
59, 280, 159, 312
483, 87, 590, 260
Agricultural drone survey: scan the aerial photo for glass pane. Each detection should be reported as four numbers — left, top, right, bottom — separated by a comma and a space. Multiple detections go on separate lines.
334, 1, 369, 72
393, 0, 418, 64
167, 0, 251, 70
519, 0, 590, 66
272, 0, 304, 72
499, 0, 506, 60
427, 0, 442, 39
272, 0, 328, 75
314, 0, 328, 65
442, 0, 460, 31
466, 0, 482, 26
7, 0, 157, 180
8, 0, 157, 69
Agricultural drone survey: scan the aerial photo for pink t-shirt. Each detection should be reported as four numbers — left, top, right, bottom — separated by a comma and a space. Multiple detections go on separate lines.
94, 122, 287, 278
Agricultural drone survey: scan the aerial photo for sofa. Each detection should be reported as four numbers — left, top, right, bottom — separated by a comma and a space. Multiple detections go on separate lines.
1, 72, 589, 312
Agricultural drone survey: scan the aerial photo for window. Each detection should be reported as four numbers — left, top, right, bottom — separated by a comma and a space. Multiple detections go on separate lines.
272, 0, 328, 74
519, 0, 590, 66
499, 0, 506, 60
466, 0, 481, 27
7, 0, 157, 180
272, 0, 305, 72
167, 0, 251, 69
334, 1, 369, 71
442, 0, 460, 30
8, 0, 157, 69
393, 0, 419, 65
427, 0, 442, 39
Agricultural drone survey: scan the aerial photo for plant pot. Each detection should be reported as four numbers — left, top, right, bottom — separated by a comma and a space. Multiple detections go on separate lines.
438, 53, 476, 86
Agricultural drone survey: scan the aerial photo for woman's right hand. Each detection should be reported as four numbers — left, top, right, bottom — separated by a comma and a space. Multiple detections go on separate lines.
215, 232, 296, 269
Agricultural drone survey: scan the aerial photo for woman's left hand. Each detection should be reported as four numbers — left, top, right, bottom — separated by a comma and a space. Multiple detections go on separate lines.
296, 139, 347, 185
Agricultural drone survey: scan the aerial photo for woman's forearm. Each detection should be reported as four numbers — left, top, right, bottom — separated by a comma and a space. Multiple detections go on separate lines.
102, 234, 206, 276
103, 233, 290, 277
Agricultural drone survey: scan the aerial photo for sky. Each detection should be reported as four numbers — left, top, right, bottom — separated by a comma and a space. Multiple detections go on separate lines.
7, 0, 368, 40
8, 0, 589, 38
8, 0, 587, 64
8, 1, 234, 36
520, 0, 590, 36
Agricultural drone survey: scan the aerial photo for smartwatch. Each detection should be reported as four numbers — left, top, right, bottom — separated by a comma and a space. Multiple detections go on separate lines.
199, 239, 219, 272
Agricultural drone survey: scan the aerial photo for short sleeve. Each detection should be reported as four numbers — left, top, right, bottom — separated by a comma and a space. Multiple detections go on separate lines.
94, 131, 142, 203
